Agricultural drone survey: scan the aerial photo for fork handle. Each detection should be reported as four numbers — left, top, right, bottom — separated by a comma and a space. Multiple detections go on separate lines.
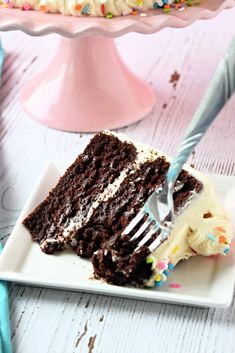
166, 36, 235, 190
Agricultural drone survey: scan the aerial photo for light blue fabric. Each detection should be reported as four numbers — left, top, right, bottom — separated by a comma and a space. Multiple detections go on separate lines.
0, 41, 12, 353
0, 243, 12, 353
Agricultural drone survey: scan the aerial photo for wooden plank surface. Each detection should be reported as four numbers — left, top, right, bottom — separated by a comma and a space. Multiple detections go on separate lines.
0, 6, 235, 353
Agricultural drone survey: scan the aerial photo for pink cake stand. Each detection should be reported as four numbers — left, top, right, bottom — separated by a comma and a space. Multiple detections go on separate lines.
0, 0, 235, 132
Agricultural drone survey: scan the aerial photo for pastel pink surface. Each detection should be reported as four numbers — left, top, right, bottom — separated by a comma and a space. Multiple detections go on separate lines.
20, 36, 155, 132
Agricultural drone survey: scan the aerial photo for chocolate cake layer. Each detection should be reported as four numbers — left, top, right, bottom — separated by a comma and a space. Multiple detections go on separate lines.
23, 132, 137, 253
91, 163, 202, 285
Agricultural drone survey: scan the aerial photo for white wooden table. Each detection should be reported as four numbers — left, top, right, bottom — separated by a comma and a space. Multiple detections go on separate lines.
1, 7, 235, 353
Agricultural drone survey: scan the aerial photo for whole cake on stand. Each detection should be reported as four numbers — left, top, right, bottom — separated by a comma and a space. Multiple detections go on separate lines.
0, 0, 234, 132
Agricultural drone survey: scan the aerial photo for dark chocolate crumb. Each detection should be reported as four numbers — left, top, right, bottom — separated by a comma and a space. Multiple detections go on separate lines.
203, 212, 213, 219
169, 70, 180, 89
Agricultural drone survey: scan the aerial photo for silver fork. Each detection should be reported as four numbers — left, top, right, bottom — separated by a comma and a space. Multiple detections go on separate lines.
122, 36, 235, 253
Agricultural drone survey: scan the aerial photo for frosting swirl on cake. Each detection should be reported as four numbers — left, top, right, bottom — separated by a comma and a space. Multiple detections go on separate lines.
145, 171, 233, 287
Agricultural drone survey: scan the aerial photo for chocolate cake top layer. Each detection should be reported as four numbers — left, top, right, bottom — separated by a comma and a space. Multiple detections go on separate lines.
23, 130, 203, 286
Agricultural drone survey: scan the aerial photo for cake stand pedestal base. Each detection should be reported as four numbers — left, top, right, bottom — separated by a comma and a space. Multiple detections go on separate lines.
20, 35, 156, 132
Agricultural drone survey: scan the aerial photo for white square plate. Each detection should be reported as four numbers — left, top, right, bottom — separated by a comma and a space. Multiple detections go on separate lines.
0, 161, 235, 308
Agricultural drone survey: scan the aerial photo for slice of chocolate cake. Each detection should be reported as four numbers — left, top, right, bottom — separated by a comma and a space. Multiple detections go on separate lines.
23, 131, 233, 287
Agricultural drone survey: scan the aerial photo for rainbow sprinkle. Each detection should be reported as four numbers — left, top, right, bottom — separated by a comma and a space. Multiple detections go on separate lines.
163, 269, 169, 277
207, 233, 217, 242
155, 281, 162, 287
172, 245, 179, 254
215, 227, 226, 233
74, 4, 82, 11
219, 235, 226, 243
106, 12, 113, 18
170, 282, 181, 289
146, 257, 154, 264
21, 2, 31, 10
82, 3, 90, 15
157, 261, 167, 270
155, 274, 162, 282
101, 3, 105, 15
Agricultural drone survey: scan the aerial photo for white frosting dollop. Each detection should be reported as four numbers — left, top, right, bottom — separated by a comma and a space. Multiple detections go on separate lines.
187, 219, 231, 257
145, 172, 233, 287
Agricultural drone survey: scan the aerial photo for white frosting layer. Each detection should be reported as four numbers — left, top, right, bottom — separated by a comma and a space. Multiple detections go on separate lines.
3, 0, 175, 17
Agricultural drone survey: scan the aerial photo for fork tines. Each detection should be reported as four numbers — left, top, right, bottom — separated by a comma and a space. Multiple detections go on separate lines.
122, 209, 162, 249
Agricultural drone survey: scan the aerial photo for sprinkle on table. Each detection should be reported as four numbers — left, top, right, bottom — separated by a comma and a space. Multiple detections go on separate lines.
170, 282, 181, 288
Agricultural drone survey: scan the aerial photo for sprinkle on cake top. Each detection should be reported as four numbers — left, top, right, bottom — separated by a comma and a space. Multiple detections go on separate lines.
0, 0, 201, 18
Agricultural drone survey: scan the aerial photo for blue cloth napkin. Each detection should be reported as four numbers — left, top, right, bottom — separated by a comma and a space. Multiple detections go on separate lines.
0, 41, 12, 353
0, 243, 12, 353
